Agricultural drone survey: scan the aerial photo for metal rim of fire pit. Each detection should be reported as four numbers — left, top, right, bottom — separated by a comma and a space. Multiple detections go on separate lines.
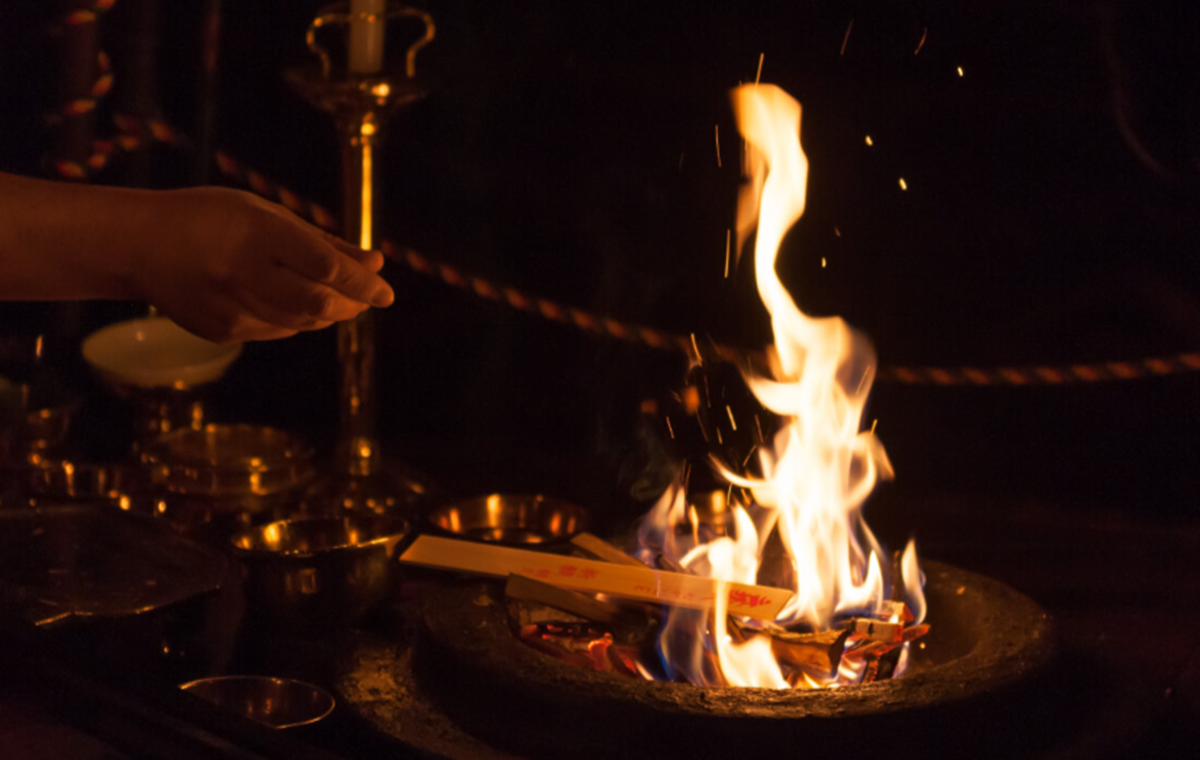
414, 559, 1059, 759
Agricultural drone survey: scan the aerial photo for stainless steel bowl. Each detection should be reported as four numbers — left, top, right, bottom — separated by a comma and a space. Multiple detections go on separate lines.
180, 675, 334, 729
231, 515, 410, 630
427, 494, 590, 546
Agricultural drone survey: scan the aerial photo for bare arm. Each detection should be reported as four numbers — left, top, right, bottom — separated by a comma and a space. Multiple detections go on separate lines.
0, 171, 394, 342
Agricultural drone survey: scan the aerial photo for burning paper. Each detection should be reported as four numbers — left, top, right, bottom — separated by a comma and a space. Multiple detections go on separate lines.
634, 83, 927, 689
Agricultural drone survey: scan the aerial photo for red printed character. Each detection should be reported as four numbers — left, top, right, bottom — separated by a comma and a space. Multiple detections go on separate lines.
579, 568, 597, 580
535, 568, 552, 579
557, 565, 578, 578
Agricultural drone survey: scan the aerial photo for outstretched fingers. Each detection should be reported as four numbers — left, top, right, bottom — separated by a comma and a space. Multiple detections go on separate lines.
280, 236, 394, 308
248, 265, 368, 329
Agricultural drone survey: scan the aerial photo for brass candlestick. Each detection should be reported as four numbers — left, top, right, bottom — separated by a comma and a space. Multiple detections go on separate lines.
288, 2, 435, 514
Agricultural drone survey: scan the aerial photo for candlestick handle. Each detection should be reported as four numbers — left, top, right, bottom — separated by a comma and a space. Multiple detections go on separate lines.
306, 2, 436, 80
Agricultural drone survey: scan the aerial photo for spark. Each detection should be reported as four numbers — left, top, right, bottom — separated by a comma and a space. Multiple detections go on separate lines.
899, 177, 908, 190
714, 125, 722, 167
871, 418, 879, 434
956, 65, 964, 77
856, 370, 873, 396
753, 414, 764, 444
726, 405, 737, 430
840, 20, 854, 56
865, 135, 873, 146
914, 27, 927, 55
742, 445, 758, 468
821, 257, 827, 268
724, 229, 731, 278
690, 333, 702, 364
834, 227, 842, 237
755, 53, 764, 85
665, 416, 676, 439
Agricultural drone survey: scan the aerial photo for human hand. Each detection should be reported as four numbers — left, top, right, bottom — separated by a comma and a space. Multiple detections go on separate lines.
134, 187, 394, 343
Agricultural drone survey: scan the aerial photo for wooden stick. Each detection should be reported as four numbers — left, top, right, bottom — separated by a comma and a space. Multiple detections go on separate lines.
505, 574, 623, 625
401, 536, 791, 621
569, 533, 646, 567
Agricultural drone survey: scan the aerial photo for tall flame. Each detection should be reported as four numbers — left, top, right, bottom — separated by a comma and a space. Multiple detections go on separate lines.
637, 84, 924, 689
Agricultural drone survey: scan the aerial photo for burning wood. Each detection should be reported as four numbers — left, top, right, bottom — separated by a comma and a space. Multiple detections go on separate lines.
518, 623, 621, 674
847, 617, 904, 644
496, 530, 930, 690
769, 628, 850, 678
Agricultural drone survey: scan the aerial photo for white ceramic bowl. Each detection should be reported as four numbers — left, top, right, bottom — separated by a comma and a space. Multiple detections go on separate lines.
82, 317, 242, 390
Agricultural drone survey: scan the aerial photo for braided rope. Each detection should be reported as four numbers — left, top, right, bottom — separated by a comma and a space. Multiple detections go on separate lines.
115, 114, 1200, 387
214, 151, 338, 231
379, 241, 1200, 386
50, 0, 119, 180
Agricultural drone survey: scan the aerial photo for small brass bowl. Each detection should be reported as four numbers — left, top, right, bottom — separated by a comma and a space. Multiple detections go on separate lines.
231, 515, 410, 630
180, 675, 334, 729
427, 494, 590, 546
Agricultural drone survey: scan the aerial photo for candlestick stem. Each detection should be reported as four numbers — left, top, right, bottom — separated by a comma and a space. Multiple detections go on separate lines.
288, 3, 435, 513
338, 112, 378, 478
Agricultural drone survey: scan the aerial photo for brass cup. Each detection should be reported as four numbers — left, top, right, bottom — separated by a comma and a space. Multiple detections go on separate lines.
231, 515, 410, 631
180, 675, 335, 729
427, 494, 591, 546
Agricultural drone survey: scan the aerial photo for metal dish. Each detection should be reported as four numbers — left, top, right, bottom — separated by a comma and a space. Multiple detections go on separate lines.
0, 503, 229, 627
0, 503, 233, 681
180, 675, 335, 729
231, 515, 411, 630
427, 494, 590, 546
141, 424, 315, 498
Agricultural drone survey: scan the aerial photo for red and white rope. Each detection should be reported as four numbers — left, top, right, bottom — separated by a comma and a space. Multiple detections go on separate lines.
106, 114, 1200, 387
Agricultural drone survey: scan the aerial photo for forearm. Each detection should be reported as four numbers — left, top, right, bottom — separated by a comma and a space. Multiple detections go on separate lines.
0, 171, 166, 301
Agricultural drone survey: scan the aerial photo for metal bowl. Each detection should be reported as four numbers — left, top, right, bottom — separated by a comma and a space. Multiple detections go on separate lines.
180, 675, 334, 729
231, 515, 410, 630
0, 375, 81, 464
427, 494, 590, 546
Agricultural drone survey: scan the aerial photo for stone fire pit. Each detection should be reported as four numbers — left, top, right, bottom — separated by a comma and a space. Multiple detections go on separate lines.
412, 560, 1056, 759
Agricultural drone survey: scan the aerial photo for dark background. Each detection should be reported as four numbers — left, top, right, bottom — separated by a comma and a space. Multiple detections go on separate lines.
1, 2, 1199, 753
1, 0, 1198, 522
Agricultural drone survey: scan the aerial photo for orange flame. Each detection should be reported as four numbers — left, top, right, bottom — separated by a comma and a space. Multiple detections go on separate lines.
638, 84, 925, 689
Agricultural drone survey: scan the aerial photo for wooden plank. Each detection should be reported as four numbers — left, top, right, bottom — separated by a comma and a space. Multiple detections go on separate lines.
505, 574, 622, 624
400, 536, 791, 621
569, 533, 646, 567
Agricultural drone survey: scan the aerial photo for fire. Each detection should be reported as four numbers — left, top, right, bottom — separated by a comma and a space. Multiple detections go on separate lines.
636, 84, 926, 689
